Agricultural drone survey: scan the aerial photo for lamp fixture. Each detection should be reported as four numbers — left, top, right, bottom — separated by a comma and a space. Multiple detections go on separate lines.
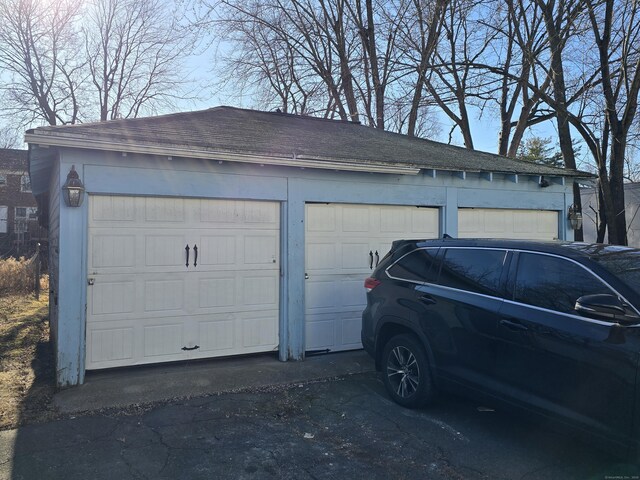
62, 165, 85, 207
568, 204, 583, 230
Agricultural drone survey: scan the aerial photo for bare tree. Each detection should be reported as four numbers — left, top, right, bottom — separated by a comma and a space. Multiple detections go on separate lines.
212, 0, 445, 131
0, 125, 20, 149
422, 0, 497, 148
84, 0, 198, 121
624, 150, 640, 183
214, 0, 353, 120
388, 0, 449, 136
0, 0, 84, 126
487, 0, 553, 157
0, 0, 199, 126
535, 0, 587, 240
212, 3, 301, 113
345, 0, 394, 128
572, 0, 640, 244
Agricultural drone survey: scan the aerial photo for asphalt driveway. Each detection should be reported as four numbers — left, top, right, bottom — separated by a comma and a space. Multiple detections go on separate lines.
1, 370, 637, 480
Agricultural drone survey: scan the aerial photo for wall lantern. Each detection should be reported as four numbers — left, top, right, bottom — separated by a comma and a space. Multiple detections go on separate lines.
568, 204, 583, 230
62, 165, 85, 207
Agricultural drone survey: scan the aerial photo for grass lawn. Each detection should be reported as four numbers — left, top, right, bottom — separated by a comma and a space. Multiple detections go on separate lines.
0, 292, 57, 430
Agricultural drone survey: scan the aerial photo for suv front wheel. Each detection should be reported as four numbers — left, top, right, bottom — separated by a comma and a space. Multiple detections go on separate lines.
381, 334, 434, 408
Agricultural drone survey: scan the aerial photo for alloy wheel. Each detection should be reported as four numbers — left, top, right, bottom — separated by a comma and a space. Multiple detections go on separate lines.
386, 345, 420, 399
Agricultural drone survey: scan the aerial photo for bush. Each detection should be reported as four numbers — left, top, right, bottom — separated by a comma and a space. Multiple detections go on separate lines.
0, 257, 38, 295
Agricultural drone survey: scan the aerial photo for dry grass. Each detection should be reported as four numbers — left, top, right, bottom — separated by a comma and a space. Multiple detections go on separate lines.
0, 257, 43, 296
0, 290, 57, 430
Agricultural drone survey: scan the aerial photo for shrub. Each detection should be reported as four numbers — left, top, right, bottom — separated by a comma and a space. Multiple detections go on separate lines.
0, 257, 38, 296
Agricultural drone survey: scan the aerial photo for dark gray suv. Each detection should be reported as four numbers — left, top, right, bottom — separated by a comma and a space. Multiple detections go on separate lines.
361, 238, 640, 456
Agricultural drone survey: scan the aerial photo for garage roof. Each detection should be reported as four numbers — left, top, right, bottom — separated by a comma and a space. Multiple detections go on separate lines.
26, 106, 591, 178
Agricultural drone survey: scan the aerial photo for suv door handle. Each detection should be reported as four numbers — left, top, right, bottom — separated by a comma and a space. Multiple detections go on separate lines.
418, 294, 436, 305
500, 319, 528, 332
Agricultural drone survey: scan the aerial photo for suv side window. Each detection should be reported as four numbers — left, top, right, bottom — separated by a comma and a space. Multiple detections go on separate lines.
514, 253, 613, 314
439, 248, 507, 296
387, 248, 439, 283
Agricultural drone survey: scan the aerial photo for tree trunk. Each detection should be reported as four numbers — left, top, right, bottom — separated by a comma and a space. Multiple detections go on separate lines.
596, 185, 607, 243
365, 0, 384, 129
539, 0, 583, 240
609, 134, 628, 244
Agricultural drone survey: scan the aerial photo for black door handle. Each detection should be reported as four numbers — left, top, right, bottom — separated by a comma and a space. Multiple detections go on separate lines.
193, 245, 198, 267
185, 244, 190, 267
418, 294, 436, 305
375, 250, 379, 267
369, 250, 373, 269
181, 345, 200, 351
500, 319, 528, 331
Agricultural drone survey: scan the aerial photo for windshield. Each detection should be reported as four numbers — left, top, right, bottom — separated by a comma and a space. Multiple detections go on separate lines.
593, 250, 640, 296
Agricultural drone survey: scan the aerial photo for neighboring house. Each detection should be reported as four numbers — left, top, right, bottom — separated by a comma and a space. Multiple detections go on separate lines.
26, 106, 592, 387
0, 148, 46, 257
582, 183, 640, 247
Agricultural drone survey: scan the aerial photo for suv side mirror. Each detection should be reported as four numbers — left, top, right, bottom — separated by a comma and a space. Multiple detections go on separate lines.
575, 294, 638, 324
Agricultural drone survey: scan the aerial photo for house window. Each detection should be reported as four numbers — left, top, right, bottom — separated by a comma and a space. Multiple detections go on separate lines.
20, 175, 31, 192
0, 175, 6, 186
14, 207, 37, 233
15, 207, 37, 219
0, 206, 7, 234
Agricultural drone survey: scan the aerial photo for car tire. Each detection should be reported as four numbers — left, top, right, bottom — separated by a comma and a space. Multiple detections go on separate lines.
381, 334, 434, 408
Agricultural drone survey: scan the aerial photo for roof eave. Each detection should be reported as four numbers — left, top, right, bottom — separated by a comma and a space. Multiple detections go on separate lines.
24, 131, 591, 179
24, 132, 421, 176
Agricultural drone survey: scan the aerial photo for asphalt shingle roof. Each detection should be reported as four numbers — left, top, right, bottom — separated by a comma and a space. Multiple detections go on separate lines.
28, 106, 590, 178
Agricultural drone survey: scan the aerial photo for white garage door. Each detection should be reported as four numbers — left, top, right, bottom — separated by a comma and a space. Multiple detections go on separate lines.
305, 204, 439, 353
86, 196, 280, 369
459, 208, 558, 240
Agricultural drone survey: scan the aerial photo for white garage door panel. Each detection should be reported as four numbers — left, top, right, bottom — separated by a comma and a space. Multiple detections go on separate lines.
87, 326, 135, 364
86, 316, 189, 367
87, 196, 280, 370
305, 312, 363, 351
143, 323, 186, 357
89, 278, 137, 316
459, 208, 558, 240
305, 204, 439, 353
194, 310, 278, 354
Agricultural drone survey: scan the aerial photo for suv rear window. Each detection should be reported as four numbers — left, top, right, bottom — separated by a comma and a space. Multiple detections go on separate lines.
387, 248, 439, 283
439, 248, 507, 296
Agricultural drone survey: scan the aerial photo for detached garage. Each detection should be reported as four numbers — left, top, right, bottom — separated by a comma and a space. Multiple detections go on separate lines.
26, 106, 590, 387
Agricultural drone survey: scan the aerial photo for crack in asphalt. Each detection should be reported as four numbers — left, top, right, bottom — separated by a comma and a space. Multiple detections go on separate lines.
118, 446, 149, 480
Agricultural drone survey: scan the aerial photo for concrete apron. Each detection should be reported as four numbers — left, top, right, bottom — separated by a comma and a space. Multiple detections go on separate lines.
54, 350, 375, 414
